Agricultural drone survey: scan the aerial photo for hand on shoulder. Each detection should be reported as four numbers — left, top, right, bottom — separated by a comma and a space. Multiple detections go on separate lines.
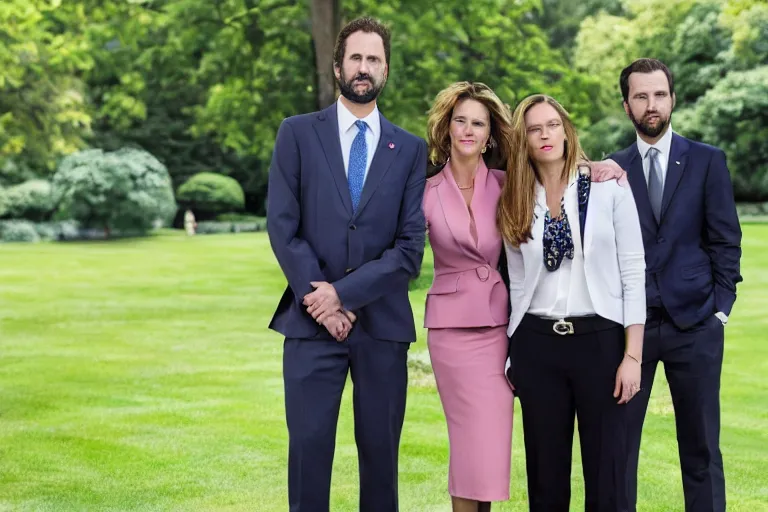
587, 159, 629, 187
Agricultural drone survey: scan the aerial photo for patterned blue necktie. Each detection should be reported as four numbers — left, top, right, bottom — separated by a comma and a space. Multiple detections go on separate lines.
348, 120, 368, 211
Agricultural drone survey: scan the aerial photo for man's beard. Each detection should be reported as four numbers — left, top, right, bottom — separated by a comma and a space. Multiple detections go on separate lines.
629, 109, 670, 138
337, 72, 384, 104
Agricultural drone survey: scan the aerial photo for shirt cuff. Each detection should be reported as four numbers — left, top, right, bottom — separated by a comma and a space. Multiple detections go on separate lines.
715, 311, 728, 325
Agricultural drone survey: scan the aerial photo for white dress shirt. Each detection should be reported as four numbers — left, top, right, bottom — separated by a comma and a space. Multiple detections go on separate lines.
337, 97, 381, 182
636, 124, 673, 188
528, 178, 596, 319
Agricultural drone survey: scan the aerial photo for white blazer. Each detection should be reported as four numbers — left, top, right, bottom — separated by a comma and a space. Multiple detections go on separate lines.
505, 180, 646, 337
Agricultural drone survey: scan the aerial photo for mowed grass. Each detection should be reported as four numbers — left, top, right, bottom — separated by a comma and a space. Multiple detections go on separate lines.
0, 226, 766, 511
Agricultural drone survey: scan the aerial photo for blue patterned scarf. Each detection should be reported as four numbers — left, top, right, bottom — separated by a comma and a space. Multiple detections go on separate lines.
542, 170, 591, 272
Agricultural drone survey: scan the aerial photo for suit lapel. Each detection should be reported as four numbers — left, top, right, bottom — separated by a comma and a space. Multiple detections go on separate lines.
564, 180, 580, 248
470, 161, 494, 256
521, 207, 545, 297
625, 144, 658, 233
313, 103, 353, 215
437, 162, 479, 261
660, 133, 689, 222
354, 116, 399, 217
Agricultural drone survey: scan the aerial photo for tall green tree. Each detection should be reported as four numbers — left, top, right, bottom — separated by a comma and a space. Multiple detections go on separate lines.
535, 0, 626, 59
343, 0, 600, 137
311, 0, 342, 109
0, 0, 93, 181
574, 0, 702, 115
720, 0, 768, 69
676, 66, 768, 200
82, 0, 313, 214
670, 1, 732, 105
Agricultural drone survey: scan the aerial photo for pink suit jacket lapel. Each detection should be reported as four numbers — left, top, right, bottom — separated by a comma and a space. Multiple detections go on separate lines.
435, 160, 490, 262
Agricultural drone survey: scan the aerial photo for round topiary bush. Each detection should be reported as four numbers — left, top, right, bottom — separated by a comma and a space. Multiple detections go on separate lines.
51, 148, 177, 236
176, 172, 245, 217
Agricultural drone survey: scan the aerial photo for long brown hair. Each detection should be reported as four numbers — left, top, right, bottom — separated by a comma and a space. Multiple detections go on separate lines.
426, 82, 513, 176
497, 94, 588, 247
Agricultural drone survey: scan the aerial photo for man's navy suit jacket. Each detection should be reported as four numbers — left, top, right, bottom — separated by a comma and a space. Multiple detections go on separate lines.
266, 102, 427, 342
610, 133, 742, 329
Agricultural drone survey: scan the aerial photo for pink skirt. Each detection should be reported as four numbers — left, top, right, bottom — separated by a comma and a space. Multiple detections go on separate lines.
427, 326, 514, 501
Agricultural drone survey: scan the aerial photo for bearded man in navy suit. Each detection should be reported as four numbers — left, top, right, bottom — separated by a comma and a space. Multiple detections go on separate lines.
266, 16, 426, 512
609, 58, 742, 512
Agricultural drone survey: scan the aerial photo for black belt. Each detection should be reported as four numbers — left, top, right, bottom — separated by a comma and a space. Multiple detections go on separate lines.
520, 314, 621, 336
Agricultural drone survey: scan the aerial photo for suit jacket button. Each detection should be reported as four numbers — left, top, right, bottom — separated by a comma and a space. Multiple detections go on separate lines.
349, 224, 357, 230
345, 268, 352, 274
657, 237, 665, 243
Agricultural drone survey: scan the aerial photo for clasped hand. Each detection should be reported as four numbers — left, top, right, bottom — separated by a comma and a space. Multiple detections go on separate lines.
303, 281, 355, 342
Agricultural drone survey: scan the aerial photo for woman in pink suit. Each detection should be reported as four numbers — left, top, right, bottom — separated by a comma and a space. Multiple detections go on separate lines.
423, 82, 515, 512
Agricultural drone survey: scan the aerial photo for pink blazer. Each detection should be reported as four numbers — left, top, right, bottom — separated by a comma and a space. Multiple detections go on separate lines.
423, 160, 509, 329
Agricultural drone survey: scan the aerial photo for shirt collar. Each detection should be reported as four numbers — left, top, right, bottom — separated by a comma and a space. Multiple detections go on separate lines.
337, 97, 381, 139
637, 124, 673, 160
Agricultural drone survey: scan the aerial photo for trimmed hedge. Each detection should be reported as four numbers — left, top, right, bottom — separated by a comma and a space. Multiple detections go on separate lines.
195, 220, 265, 235
0, 220, 81, 242
52, 148, 177, 234
216, 213, 265, 223
177, 173, 245, 217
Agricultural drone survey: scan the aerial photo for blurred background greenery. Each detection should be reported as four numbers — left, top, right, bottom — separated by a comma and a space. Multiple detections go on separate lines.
1, 0, 766, 243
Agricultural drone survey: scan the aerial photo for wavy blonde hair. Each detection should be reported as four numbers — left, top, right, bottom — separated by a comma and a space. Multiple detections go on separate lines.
497, 94, 588, 247
426, 82, 513, 173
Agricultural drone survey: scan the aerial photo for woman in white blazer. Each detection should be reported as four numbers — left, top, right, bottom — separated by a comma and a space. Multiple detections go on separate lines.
498, 94, 646, 512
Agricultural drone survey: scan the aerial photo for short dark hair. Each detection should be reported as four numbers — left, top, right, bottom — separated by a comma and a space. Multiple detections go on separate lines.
619, 58, 675, 103
333, 17, 391, 69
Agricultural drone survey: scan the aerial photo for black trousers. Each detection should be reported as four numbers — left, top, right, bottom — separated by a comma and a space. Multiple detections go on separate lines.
512, 314, 629, 512
283, 334, 409, 512
625, 308, 725, 512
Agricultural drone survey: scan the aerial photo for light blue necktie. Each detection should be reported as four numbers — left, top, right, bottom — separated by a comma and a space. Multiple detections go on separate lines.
348, 120, 368, 211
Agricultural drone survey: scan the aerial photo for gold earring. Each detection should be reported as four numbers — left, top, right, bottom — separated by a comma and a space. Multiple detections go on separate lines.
481, 146, 487, 154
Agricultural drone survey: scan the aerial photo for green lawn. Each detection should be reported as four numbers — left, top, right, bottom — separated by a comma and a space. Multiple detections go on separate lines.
0, 227, 766, 511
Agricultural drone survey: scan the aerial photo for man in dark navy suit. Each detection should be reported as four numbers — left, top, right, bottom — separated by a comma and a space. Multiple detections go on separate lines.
266, 16, 426, 512
609, 58, 742, 512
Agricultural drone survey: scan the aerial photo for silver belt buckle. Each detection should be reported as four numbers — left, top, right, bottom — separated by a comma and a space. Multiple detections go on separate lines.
553, 319, 574, 335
